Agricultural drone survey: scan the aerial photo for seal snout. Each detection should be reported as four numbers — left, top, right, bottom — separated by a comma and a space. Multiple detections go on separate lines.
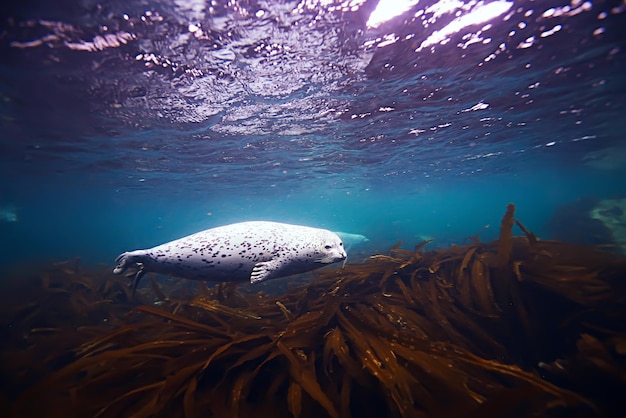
330, 246, 347, 263
335, 249, 348, 268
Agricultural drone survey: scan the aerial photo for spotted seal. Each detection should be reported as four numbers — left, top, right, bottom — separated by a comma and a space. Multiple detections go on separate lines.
113, 221, 347, 294
333, 231, 369, 251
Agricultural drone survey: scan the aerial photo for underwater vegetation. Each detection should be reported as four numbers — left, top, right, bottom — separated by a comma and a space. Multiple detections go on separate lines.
1, 204, 625, 418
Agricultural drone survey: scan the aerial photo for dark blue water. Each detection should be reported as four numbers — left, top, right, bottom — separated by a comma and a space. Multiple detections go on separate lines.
1, 0, 625, 272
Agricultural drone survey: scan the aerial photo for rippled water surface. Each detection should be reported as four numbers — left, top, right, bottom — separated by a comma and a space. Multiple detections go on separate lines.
0, 0, 625, 267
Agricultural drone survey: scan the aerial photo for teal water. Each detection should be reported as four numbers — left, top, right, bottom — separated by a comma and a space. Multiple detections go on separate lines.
1, 165, 622, 269
1, 0, 625, 276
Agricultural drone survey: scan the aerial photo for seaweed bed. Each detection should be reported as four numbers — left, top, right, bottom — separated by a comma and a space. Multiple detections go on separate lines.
1, 204, 625, 418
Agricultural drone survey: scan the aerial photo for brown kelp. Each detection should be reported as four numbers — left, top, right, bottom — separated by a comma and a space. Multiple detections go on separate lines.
2, 204, 625, 418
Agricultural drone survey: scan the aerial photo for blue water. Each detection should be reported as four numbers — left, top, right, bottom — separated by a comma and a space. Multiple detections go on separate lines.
1, 0, 625, 272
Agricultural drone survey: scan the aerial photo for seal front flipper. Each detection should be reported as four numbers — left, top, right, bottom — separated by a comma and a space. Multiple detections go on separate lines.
250, 259, 283, 284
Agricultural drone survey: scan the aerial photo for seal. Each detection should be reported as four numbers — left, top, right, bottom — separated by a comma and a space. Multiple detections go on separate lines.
113, 221, 347, 294
333, 231, 369, 251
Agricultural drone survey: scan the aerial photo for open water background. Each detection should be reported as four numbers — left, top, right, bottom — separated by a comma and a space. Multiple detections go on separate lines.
0, 0, 624, 274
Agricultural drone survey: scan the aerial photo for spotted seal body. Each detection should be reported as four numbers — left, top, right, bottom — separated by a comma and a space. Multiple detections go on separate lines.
334, 231, 369, 251
113, 221, 347, 293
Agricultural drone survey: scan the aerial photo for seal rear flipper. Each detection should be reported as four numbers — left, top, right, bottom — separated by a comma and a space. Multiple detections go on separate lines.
250, 259, 282, 284
113, 250, 149, 275
113, 251, 132, 275
112, 250, 150, 298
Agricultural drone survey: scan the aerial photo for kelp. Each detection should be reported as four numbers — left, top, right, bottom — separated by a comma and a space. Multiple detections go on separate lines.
1, 204, 625, 418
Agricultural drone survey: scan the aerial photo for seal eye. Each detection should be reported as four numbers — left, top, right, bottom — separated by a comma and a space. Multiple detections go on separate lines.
324, 245, 332, 250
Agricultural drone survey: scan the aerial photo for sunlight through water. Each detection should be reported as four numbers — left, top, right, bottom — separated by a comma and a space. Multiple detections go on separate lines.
367, 0, 421, 28
417, 0, 514, 50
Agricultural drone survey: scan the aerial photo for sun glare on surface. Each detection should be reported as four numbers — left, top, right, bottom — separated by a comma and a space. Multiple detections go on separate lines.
417, 0, 513, 50
367, 0, 420, 28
